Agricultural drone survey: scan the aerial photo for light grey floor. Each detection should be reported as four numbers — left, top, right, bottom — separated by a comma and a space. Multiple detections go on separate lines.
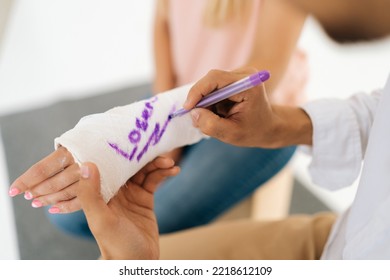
0, 83, 329, 259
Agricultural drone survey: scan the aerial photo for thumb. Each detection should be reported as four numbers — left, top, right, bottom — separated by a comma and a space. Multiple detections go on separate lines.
190, 108, 236, 142
77, 162, 110, 226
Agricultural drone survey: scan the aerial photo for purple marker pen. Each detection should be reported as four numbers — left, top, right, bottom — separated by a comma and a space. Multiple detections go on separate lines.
169, 70, 270, 119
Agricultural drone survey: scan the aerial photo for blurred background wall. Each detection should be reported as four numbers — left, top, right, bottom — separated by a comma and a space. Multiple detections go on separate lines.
0, 0, 154, 114
0, 0, 12, 47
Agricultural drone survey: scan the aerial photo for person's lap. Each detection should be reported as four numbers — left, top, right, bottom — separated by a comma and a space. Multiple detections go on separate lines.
160, 212, 336, 260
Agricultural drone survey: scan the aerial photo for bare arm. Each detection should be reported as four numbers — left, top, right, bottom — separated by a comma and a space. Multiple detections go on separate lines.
290, 0, 390, 41
245, 0, 308, 93
152, 0, 176, 94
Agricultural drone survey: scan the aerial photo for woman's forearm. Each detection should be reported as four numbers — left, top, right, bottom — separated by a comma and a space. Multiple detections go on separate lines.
152, 1, 176, 94
246, 0, 307, 93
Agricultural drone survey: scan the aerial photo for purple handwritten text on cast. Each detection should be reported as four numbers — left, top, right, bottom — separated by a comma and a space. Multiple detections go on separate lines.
108, 97, 174, 162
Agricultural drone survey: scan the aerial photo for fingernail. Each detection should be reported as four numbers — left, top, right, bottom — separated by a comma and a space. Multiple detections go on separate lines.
48, 207, 60, 214
31, 199, 43, 208
191, 109, 200, 121
8, 187, 21, 197
24, 191, 33, 200
183, 100, 190, 109
80, 164, 90, 179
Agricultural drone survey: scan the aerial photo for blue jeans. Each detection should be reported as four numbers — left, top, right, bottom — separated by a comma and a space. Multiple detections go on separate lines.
47, 138, 296, 238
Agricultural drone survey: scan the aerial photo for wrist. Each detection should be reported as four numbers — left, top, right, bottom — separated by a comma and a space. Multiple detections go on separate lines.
270, 105, 313, 147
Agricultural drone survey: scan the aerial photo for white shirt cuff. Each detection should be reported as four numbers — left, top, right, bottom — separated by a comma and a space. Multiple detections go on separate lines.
300, 99, 362, 190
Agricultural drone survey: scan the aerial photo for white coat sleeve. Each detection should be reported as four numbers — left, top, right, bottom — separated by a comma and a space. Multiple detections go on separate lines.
300, 90, 381, 190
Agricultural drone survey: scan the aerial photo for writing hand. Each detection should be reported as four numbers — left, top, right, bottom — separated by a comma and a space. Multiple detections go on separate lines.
185, 68, 312, 148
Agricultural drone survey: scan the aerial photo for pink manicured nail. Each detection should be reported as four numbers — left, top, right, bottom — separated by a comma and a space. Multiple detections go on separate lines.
8, 187, 21, 197
80, 164, 90, 179
24, 191, 33, 200
48, 207, 60, 214
31, 199, 43, 208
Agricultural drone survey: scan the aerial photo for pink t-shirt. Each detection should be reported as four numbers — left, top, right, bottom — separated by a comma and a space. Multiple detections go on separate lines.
168, 0, 261, 86
166, 0, 308, 105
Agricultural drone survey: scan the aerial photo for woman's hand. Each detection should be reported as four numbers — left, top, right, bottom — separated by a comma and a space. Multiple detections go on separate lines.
8, 146, 82, 213
77, 157, 179, 259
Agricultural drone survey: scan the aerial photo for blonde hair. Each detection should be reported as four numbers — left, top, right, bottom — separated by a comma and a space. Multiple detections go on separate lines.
157, 0, 252, 27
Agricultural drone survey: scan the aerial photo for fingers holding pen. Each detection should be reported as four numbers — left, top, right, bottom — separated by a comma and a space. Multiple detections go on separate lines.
190, 108, 239, 142
185, 67, 270, 146
184, 69, 244, 110
190, 81, 273, 147
184, 67, 260, 110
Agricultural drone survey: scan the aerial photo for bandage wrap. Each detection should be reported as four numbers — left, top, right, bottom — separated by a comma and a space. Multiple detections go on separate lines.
55, 84, 206, 202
